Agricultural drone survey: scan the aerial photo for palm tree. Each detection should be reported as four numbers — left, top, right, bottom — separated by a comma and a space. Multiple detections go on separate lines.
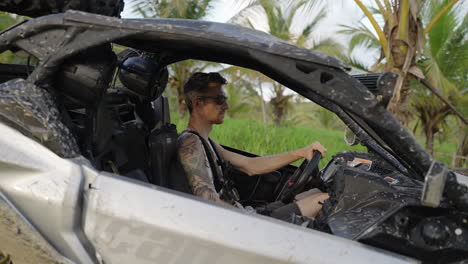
411, 1, 467, 155
219, 66, 266, 120
233, 0, 343, 127
269, 82, 294, 127
129, 0, 216, 118
342, 0, 462, 124
220, 65, 271, 123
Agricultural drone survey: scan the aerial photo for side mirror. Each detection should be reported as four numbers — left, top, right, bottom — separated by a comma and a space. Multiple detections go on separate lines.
344, 127, 360, 146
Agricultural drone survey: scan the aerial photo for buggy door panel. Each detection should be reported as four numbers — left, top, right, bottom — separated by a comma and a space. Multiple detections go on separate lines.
83, 172, 417, 264
0, 123, 97, 263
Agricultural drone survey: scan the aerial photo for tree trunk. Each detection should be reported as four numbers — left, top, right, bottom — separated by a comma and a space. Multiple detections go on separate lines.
456, 127, 467, 167
272, 107, 283, 128
269, 85, 291, 128
170, 63, 193, 119
176, 81, 187, 119
270, 96, 285, 128
425, 125, 435, 155
383, 0, 424, 124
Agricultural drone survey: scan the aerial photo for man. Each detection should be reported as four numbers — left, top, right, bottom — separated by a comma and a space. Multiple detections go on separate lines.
177, 72, 328, 219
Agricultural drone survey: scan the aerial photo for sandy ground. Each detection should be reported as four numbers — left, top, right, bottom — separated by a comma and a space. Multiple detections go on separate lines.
0, 198, 70, 264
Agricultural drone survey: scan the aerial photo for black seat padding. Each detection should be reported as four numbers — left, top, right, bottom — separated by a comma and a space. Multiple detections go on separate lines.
148, 124, 176, 184
168, 155, 193, 194
147, 95, 192, 193
148, 124, 193, 194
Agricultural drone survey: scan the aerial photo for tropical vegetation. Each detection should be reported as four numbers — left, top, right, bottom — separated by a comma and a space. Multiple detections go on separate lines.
412, 0, 467, 158
231, 0, 344, 127
342, 0, 467, 165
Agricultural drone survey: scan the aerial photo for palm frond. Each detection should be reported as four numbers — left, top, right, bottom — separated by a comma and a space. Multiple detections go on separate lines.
343, 56, 371, 73
129, 0, 155, 17
299, 0, 324, 14
368, 6, 382, 15
339, 22, 380, 52
310, 37, 346, 58
227, 0, 262, 23
230, 4, 265, 28
220, 66, 256, 81
436, 13, 468, 82
420, 1, 467, 93
425, 0, 458, 58
285, 1, 307, 29
299, 7, 327, 39
350, 32, 381, 52
128, 0, 212, 19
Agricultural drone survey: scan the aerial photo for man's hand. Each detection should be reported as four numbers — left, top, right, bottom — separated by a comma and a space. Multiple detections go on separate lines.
296, 142, 327, 160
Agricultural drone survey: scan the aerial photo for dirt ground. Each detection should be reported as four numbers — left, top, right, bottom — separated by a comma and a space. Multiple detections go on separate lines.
0, 198, 70, 264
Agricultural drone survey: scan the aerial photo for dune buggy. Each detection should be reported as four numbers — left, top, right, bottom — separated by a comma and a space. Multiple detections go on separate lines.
0, 6, 467, 264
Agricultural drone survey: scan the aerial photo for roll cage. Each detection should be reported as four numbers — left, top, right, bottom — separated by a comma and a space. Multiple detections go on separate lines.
0, 10, 433, 178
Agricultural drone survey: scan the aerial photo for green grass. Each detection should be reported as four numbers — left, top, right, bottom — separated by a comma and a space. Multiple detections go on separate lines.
172, 113, 459, 168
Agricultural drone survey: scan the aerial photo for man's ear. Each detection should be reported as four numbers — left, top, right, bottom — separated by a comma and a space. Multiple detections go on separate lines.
192, 96, 201, 109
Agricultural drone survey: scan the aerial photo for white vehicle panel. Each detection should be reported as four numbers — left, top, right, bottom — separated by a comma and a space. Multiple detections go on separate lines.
0, 123, 420, 264
84, 173, 419, 264
0, 123, 95, 263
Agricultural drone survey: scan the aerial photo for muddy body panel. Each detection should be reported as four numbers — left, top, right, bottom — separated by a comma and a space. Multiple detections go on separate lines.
0, 79, 79, 157
0, 123, 97, 263
316, 152, 468, 262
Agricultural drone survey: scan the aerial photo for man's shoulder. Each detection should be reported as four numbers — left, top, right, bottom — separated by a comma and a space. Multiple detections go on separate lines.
177, 131, 202, 148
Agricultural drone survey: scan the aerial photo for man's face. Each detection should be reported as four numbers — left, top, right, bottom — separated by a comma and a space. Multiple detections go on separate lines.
195, 82, 229, 124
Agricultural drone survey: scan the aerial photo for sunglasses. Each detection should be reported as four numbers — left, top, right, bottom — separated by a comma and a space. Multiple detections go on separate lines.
197, 95, 228, 105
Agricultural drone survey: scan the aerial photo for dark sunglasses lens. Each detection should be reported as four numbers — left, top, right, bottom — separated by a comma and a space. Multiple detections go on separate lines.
216, 96, 227, 105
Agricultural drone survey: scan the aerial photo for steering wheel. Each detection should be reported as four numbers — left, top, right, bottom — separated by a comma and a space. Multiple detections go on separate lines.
275, 150, 322, 203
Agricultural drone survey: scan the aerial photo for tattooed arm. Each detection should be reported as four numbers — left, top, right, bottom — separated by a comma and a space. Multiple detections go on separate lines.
177, 133, 230, 206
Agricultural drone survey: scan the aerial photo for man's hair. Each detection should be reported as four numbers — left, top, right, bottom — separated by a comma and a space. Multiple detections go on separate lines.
184, 72, 227, 113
